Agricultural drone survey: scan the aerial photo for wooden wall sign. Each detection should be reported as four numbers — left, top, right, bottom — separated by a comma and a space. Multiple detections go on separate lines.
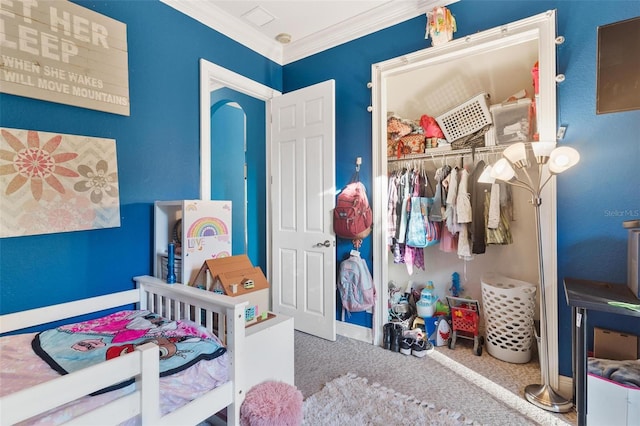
0, 0, 129, 116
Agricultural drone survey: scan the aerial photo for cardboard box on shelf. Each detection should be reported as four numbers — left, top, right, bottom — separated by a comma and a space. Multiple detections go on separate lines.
593, 327, 639, 360
190, 254, 270, 324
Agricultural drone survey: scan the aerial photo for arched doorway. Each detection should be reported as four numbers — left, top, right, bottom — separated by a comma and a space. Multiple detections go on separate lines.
210, 99, 247, 256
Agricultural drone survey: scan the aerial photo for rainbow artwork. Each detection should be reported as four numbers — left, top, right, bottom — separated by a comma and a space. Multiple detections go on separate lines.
187, 217, 229, 238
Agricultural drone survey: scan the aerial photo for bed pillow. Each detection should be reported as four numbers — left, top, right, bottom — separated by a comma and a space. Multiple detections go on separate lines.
32, 310, 226, 394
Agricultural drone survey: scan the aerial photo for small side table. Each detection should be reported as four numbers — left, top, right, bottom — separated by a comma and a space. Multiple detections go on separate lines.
563, 278, 640, 426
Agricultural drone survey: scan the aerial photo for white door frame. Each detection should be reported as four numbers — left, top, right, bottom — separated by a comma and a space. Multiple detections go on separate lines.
199, 59, 281, 284
370, 11, 566, 392
200, 60, 338, 341
199, 58, 281, 200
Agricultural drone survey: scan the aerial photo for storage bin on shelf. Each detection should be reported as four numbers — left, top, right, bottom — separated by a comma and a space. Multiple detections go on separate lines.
489, 98, 534, 144
435, 93, 492, 145
481, 272, 537, 363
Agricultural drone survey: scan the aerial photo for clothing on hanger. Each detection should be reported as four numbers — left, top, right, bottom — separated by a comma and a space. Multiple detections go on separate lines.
488, 183, 500, 229
471, 160, 488, 255
485, 182, 513, 245
456, 167, 472, 224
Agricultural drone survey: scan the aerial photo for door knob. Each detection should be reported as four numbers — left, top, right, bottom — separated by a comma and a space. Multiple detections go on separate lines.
315, 240, 331, 247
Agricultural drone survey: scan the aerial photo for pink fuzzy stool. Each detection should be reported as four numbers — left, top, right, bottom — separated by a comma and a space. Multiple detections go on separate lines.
240, 381, 303, 426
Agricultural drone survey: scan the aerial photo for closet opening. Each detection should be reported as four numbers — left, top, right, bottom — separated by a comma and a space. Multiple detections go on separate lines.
371, 10, 567, 395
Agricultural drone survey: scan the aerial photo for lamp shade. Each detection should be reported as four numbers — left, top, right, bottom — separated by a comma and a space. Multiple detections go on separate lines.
490, 158, 516, 181
503, 142, 528, 168
478, 165, 495, 183
532, 141, 556, 164
549, 146, 580, 174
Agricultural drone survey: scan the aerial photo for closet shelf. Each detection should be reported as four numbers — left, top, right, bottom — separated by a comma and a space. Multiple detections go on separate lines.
387, 142, 537, 163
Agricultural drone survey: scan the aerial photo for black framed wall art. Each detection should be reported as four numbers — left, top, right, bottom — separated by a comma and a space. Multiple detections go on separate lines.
596, 16, 640, 114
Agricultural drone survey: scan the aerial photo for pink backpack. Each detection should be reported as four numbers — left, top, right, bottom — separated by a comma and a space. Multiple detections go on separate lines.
333, 180, 373, 240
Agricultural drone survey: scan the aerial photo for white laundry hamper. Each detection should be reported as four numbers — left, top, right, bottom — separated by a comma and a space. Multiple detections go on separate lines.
481, 272, 537, 363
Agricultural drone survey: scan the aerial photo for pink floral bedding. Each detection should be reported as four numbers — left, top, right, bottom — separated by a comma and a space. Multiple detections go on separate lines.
1, 331, 229, 425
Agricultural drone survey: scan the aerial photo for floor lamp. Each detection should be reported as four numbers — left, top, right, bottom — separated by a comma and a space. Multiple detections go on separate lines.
480, 141, 579, 413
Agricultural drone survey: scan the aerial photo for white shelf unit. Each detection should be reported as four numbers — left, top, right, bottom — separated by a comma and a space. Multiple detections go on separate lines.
154, 200, 232, 285
152, 201, 294, 390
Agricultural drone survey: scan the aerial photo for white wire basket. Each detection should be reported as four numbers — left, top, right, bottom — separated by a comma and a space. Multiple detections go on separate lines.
435, 93, 492, 142
481, 272, 537, 364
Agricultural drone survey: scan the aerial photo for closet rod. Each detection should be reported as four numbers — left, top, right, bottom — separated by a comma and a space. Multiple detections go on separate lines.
386, 142, 538, 163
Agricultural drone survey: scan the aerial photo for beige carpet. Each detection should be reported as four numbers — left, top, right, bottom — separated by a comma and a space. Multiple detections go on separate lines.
295, 331, 576, 425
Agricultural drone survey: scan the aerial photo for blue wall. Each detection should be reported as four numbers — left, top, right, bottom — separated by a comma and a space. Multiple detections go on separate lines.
210, 102, 246, 257
1, 0, 639, 379
0, 0, 279, 312
210, 88, 267, 270
284, 0, 640, 376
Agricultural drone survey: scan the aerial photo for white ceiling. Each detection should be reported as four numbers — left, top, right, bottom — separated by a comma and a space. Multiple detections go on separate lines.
161, 0, 455, 65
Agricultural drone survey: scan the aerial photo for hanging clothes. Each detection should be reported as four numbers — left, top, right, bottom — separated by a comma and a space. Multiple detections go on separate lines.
404, 245, 425, 275
457, 225, 473, 260
404, 170, 426, 274
386, 153, 519, 266
406, 194, 428, 248
387, 173, 399, 246
470, 160, 489, 255
485, 182, 514, 245
438, 165, 458, 253
396, 170, 410, 244
487, 182, 501, 229
444, 167, 462, 234
392, 239, 405, 264
439, 221, 458, 253
429, 168, 444, 222
456, 167, 472, 224
456, 167, 473, 260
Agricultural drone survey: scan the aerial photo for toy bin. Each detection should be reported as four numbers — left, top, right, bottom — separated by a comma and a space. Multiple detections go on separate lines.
446, 296, 484, 356
481, 272, 537, 363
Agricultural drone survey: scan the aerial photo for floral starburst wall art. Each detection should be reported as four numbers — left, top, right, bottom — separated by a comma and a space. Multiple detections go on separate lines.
0, 128, 120, 238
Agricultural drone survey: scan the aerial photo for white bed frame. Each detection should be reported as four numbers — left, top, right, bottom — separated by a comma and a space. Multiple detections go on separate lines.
0, 275, 248, 426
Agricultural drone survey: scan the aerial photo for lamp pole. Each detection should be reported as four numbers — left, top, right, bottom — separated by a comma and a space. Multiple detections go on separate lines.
488, 141, 579, 413
524, 194, 573, 412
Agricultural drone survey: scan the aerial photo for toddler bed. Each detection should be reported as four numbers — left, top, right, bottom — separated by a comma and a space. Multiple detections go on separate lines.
0, 275, 248, 425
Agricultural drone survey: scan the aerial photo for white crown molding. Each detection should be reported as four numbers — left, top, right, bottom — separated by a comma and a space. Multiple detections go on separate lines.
160, 0, 284, 64
161, 0, 457, 66
284, 0, 453, 64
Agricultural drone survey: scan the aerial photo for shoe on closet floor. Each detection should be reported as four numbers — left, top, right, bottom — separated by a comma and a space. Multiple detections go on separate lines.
399, 336, 415, 355
411, 339, 435, 358
390, 324, 403, 352
382, 323, 394, 350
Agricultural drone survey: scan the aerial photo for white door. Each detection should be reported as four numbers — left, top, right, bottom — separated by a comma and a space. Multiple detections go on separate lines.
270, 80, 336, 341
